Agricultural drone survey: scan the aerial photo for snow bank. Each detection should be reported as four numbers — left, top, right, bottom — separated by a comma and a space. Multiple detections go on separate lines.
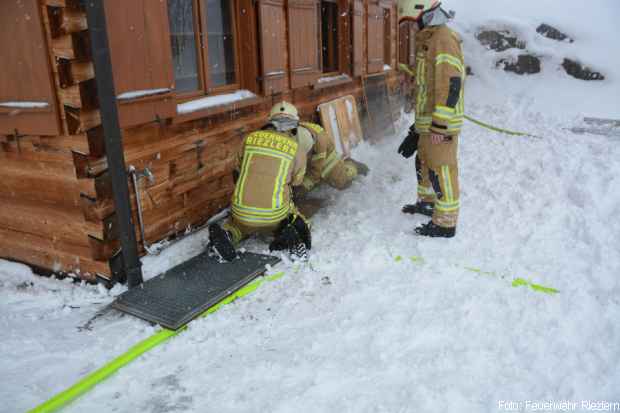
447, 0, 620, 118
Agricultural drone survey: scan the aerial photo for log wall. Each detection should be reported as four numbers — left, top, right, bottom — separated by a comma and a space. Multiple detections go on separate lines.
0, 0, 404, 283
0, 0, 109, 280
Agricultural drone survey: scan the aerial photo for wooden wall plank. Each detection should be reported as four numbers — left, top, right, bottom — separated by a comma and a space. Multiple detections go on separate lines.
51, 31, 91, 60
0, 197, 96, 247
0, 227, 109, 280
47, 6, 88, 38
58, 60, 95, 88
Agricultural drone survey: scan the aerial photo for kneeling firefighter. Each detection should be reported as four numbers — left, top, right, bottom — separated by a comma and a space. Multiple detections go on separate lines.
208, 102, 312, 261
296, 122, 369, 198
397, 0, 465, 238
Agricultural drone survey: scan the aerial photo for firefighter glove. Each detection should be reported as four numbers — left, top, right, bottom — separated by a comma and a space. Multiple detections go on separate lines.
293, 185, 309, 202
398, 124, 419, 159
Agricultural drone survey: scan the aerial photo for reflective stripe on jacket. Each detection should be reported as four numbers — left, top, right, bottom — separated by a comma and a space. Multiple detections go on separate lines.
300, 122, 341, 189
414, 25, 465, 136
232, 130, 300, 226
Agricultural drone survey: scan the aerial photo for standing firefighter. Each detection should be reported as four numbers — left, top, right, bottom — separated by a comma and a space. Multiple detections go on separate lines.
297, 121, 369, 197
397, 0, 465, 238
208, 102, 312, 261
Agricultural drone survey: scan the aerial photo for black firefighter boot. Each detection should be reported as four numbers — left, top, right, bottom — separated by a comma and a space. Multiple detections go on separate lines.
414, 221, 456, 238
402, 201, 434, 217
208, 224, 238, 262
270, 217, 309, 261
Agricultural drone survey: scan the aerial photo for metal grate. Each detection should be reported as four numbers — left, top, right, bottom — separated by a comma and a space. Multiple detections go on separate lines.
112, 252, 280, 330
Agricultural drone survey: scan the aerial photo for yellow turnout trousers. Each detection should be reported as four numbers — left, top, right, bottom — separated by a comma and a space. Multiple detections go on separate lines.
416, 134, 460, 228
222, 203, 308, 246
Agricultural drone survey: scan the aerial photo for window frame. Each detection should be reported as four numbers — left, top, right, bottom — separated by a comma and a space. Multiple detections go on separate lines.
317, 0, 356, 80
168, 0, 242, 103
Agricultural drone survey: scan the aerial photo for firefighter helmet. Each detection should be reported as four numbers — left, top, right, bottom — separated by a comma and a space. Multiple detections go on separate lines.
398, 0, 441, 23
269, 101, 300, 122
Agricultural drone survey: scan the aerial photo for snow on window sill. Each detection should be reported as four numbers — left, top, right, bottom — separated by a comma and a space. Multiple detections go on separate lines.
0, 101, 51, 114
314, 74, 352, 90
117, 88, 171, 101
177, 90, 257, 115
173, 90, 259, 124
0, 101, 49, 109
317, 74, 351, 84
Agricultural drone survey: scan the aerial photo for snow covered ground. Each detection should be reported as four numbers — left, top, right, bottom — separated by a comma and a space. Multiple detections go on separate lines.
2, 1, 620, 412
3, 108, 619, 412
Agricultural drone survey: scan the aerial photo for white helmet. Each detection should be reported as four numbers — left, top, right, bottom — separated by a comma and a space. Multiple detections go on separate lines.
398, 0, 441, 23
268, 101, 300, 122
268, 101, 300, 132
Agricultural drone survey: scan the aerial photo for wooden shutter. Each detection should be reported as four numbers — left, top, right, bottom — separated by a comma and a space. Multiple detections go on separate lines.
258, 0, 289, 95
351, 0, 365, 77
387, 2, 397, 68
237, 0, 261, 94
0, 0, 60, 136
398, 22, 409, 65
104, 0, 176, 129
288, 0, 321, 89
367, 1, 384, 74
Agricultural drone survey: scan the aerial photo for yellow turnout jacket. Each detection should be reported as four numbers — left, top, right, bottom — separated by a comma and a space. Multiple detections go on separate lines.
414, 25, 465, 136
232, 129, 306, 226
299, 122, 357, 190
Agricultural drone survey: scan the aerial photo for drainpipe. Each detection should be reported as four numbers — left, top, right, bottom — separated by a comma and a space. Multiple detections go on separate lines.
85, 1, 143, 287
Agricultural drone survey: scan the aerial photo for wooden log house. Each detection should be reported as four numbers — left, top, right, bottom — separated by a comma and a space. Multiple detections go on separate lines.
0, 0, 410, 284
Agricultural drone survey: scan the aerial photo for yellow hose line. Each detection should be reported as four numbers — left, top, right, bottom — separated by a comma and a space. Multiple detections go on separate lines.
29, 272, 286, 413
464, 115, 544, 139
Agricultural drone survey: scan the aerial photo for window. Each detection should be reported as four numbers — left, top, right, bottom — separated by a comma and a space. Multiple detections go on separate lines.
169, 0, 200, 93
321, 0, 339, 74
206, 0, 237, 87
168, 0, 239, 97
